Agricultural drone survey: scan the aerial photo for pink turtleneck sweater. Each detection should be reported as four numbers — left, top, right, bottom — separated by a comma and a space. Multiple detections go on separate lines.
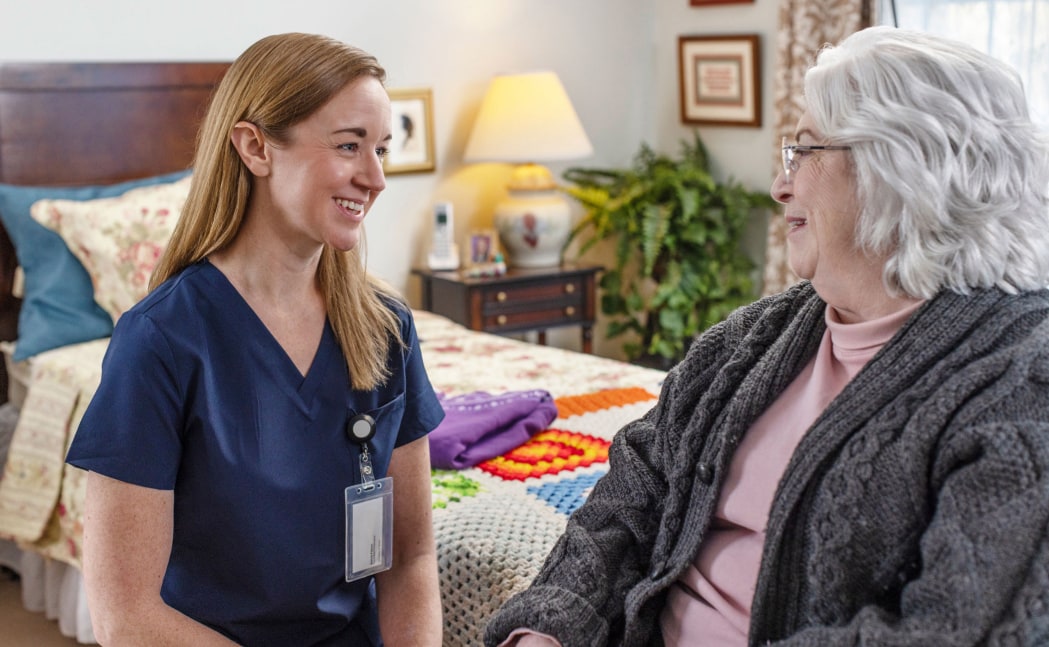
659, 301, 923, 645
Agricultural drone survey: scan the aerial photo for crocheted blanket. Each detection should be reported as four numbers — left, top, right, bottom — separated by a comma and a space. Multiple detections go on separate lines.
410, 312, 663, 645
431, 387, 659, 647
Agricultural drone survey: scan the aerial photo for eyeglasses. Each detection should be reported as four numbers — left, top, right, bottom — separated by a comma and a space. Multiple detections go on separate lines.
781, 137, 851, 183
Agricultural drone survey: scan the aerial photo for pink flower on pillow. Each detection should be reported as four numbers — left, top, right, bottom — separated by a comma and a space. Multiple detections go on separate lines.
120, 240, 167, 292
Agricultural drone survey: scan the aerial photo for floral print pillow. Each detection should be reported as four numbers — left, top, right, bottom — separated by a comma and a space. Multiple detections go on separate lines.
29, 176, 192, 324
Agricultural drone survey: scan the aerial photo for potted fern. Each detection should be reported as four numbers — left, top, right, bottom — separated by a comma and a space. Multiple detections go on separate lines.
564, 133, 774, 367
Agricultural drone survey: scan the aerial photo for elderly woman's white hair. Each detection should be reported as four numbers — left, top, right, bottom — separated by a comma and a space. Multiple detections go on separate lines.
804, 26, 1049, 298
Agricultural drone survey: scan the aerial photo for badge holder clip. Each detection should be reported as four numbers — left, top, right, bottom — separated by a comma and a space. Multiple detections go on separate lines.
344, 414, 393, 582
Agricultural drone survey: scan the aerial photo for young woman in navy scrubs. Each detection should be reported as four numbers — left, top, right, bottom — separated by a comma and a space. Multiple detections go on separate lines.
66, 33, 445, 646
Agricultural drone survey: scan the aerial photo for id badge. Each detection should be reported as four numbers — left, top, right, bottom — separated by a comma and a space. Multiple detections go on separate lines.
345, 476, 394, 582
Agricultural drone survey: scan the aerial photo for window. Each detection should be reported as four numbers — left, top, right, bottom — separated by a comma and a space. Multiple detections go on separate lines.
880, 0, 1049, 130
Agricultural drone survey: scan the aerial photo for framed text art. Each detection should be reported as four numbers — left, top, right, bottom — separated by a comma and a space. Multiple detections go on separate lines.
678, 34, 761, 127
690, 0, 754, 5
385, 87, 436, 174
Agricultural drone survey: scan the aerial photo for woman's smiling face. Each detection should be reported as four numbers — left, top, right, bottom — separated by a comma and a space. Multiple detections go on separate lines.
261, 75, 392, 255
771, 112, 868, 299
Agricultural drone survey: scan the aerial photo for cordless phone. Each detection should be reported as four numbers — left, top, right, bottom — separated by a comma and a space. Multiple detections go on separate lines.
427, 202, 460, 270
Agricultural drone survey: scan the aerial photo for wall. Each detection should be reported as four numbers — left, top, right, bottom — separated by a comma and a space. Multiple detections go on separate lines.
0, 0, 781, 359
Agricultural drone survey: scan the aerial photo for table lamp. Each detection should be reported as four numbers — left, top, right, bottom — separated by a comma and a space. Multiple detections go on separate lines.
463, 71, 593, 267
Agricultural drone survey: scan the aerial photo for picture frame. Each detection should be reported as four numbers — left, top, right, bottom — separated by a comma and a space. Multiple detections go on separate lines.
385, 87, 436, 175
690, 0, 754, 6
678, 34, 761, 127
469, 230, 498, 265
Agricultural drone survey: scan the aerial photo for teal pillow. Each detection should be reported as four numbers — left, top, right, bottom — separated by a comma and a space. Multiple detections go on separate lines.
0, 170, 191, 361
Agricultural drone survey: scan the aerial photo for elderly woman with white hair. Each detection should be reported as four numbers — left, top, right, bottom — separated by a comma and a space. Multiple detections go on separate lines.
485, 26, 1049, 647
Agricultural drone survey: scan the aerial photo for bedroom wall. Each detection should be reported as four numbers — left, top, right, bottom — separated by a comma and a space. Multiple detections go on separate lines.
0, 0, 781, 359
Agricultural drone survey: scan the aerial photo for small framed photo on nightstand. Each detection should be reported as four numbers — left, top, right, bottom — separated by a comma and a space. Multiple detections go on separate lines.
469, 230, 498, 264
465, 229, 506, 277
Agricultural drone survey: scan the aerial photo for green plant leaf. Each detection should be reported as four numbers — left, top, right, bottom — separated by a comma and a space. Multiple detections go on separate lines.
562, 131, 772, 362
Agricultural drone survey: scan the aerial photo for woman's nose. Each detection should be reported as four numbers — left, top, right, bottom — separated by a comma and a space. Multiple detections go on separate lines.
358, 154, 387, 193
770, 170, 792, 205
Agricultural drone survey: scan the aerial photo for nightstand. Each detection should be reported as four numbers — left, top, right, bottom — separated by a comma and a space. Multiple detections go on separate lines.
412, 264, 602, 354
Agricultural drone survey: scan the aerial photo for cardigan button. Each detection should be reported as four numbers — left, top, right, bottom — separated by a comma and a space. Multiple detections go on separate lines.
697, 463, 714, 484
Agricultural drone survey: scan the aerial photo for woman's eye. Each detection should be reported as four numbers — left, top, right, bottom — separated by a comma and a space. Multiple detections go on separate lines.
339, 143, 359, 153
376, 147, 389, 160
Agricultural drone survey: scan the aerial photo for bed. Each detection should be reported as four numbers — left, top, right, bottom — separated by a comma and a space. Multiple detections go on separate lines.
0, 62, 666, 645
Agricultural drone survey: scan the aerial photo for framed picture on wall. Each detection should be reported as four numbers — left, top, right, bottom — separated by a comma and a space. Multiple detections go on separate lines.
385, 87, 436, 174
690, 0, 755, 6
678, 34, 761, 127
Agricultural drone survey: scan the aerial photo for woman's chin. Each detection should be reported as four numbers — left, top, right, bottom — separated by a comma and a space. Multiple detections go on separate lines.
787, 257, 814, 282
329, 239, 360, 254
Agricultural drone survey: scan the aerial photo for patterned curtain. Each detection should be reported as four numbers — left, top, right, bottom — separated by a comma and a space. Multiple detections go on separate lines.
762, 0, 874, 295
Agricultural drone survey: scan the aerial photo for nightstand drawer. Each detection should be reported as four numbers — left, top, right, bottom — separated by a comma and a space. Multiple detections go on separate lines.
483, 304, 585, 332
481, 278, 585, 307
412, 264, 603, 353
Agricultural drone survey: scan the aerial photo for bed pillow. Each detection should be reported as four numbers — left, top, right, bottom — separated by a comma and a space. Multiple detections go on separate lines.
30, 175, 192, 325
0, 170, 191, 361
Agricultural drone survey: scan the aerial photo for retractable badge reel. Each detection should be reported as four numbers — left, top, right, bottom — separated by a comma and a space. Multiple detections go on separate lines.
344, 413, 393, 582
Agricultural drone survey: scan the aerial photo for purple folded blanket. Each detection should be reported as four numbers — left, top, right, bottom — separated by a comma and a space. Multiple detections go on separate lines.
429, 389, 558, 469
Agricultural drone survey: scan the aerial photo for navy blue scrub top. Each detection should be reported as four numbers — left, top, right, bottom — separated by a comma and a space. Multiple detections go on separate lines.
66, 260, 445, 646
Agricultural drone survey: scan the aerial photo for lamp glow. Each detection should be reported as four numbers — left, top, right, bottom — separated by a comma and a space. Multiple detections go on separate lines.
463, 72, 593, 267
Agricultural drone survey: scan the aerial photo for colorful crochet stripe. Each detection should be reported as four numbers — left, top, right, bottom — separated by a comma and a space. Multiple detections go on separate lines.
552, 386, 657, 417
477, 387, 657, 481
478, 429, 609, 481
528, 470, 606, 515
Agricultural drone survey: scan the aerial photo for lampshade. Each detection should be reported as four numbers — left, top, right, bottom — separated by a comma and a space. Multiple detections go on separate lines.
463, 72, 593, 268
463, 71, 594, 163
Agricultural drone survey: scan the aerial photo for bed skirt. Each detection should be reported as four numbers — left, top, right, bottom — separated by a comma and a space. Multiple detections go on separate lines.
1, 539, 96, 644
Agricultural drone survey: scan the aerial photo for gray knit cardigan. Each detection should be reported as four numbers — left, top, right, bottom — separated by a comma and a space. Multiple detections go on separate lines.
484, 282, 1049, 647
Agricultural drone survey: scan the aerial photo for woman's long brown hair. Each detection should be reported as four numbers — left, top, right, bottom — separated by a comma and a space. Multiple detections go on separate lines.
150, 33, 401, 390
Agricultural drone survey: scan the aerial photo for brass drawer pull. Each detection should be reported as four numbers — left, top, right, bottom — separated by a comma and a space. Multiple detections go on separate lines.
565, 306, 576, 316
497, 315, 508, 325
496, 291, 508, 302
565, 284, 576, 294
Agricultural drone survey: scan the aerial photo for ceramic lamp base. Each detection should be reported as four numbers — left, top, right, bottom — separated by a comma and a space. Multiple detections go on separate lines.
494, 189, 570, 267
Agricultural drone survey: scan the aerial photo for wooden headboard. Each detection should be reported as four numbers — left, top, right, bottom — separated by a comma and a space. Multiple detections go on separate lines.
0, 61, 229, 401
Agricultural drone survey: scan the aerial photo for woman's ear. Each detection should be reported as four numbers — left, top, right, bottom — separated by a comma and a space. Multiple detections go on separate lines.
230, 121, 271, 177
